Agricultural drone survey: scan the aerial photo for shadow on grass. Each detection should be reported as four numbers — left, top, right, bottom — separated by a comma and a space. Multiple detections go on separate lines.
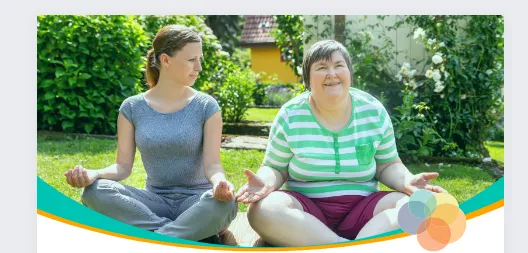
485, 142, 504, 148
38, 132, 117, 155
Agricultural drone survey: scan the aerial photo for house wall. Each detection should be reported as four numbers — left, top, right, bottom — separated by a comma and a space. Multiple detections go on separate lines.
249, 46, 299, 84
303, 15, 429, 73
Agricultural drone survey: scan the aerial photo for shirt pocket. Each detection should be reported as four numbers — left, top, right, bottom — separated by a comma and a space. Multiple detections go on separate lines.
356, 143, 375, 165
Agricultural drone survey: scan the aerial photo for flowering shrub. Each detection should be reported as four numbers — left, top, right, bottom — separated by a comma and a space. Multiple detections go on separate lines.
392, 16, 504, 158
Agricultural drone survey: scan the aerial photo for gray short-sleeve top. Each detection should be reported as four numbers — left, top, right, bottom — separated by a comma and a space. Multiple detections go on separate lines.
118, 91, 220, 193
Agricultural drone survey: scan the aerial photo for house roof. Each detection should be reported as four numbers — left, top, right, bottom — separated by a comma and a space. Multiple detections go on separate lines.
240, 15, 277, 47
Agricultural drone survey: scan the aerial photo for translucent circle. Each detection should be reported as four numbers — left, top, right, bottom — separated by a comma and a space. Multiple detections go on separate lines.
398, 202, 428, 235
417, 217, 451, 251
409, 189, 437, 217
431, 204, 460, 226
435, 193, 459, 207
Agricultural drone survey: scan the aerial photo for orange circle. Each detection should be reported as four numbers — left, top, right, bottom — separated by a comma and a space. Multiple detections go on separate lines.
417, 217, 451, 250
431, 204, 460, 225
448, 208, 466, 243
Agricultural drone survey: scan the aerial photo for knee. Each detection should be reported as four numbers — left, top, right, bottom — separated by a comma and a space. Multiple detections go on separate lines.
80, 179, 117, 207
375, 192, 409, 214
200, 190, 238, 221
247, 192, 292, 227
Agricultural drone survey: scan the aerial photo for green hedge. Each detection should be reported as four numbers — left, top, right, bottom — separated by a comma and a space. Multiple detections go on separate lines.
38, 15, 249, 134
37, 15, 148, 134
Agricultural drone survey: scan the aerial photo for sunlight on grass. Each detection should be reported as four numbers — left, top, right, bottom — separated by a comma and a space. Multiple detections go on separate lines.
38, 132, 499, 212
245, 108, 279, 122
485, 141, 504, 164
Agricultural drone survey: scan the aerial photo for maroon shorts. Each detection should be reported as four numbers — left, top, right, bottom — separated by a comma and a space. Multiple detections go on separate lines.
279, 190, 392, 239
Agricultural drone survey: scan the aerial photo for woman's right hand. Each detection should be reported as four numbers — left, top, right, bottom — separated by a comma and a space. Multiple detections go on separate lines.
64, 165, 99, 188
235, 169, 274, 204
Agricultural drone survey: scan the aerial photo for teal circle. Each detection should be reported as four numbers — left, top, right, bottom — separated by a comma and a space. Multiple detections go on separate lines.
409, 189, 437, 218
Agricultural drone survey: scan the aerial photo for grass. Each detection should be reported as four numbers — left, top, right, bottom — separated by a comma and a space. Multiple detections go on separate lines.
245, 108, 279, 122
38, 132, 502, 213
485, 141, 504, 164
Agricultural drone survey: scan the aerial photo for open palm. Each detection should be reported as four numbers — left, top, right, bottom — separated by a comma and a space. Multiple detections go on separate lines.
235, 169, 273, 204
404, 172, 447, 195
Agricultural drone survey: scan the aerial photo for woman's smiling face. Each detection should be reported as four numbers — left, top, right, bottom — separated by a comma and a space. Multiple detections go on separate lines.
309, 50, 352, 102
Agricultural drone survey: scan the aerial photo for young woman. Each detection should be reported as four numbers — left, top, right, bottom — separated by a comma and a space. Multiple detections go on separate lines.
64, 25, 237, 245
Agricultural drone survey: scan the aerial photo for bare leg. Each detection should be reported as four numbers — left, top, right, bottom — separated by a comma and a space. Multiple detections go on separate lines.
247, 192, 340, 246
355, 192, 409, 239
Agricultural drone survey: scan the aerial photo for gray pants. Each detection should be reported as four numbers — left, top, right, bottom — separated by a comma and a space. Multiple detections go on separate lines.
81, 179, 237, 241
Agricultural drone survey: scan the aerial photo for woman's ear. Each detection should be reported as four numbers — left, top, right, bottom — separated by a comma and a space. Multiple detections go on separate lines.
159, 53, 170, 68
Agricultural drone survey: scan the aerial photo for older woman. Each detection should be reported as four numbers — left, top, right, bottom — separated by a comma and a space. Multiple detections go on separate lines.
235, 40, 446, 246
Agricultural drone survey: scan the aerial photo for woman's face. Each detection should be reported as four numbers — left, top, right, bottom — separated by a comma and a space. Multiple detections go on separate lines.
161, 42, 203, 86
309, 51, 351, 103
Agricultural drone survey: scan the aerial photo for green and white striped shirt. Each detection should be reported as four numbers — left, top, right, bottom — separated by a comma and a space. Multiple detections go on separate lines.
263, 88, 399, 198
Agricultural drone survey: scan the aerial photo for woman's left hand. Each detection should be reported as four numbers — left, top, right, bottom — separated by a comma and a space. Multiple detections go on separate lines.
404, 172, 447, 195
213, 180, 235, 202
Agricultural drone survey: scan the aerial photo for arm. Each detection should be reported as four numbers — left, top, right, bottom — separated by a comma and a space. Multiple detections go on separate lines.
375, 157, 413, 195
255, 165, 288, 191
373, 104, 445, 195
236, 108, 293, 203
376, 157, 447, 195
202, 111, 234, 202
203, 111, 226, 185
98, 113, 136, 181
65, 113, 135, 187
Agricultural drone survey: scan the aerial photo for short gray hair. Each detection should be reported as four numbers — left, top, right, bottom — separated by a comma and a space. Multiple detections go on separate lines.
301, 40, 353, 90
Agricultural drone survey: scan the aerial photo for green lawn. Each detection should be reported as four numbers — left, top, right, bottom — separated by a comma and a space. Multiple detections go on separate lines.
245, 108, 279, 122
485, 141, 504, 164
38, 132, 501, 213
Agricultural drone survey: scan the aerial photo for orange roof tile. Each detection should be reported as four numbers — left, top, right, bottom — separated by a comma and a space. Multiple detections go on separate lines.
240, 15, 277, 46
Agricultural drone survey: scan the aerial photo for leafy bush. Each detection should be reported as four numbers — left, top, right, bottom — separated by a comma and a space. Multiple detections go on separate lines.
215, 69, 256, 122
37, 15, 148, 134
392, 15, 504, 158
136, 15, 239, 94
344, 17, 403, 113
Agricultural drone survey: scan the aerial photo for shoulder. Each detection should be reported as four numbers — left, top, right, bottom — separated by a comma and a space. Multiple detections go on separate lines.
350, 88, 386, 112
274, 91, 310, 124
121, 93, 144, 106
194, 91, 219, 105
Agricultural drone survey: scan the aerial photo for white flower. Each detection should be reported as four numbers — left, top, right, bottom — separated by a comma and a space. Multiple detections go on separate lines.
483, 157, 492, 162
486, 69, 493, 75
296, 66, 303, 76
358, 31, 365, 37
440, 66, 445, 72
447, 164, 452, 167
395, 73, 403, 81
425, 162, 430, 167
409, 69, 417, 78
432, 55, 443, 64
439, 42, 446, 47
219, 51, 230, 57
400, 63, 410, 75
427, 38, 436, 45
439, 163, 444, 166
433, 70, 442, 82
461, 94, 467, 99
434, 84, 445, 93
444, 72, 450, 78
413, 28, 425, 39
440, 94, 445, 98
496, 62, 502, 70
409, 80, 417, 89
435, 80, 443, 86
435, 52, 443, 57
426, 70, 434, 78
